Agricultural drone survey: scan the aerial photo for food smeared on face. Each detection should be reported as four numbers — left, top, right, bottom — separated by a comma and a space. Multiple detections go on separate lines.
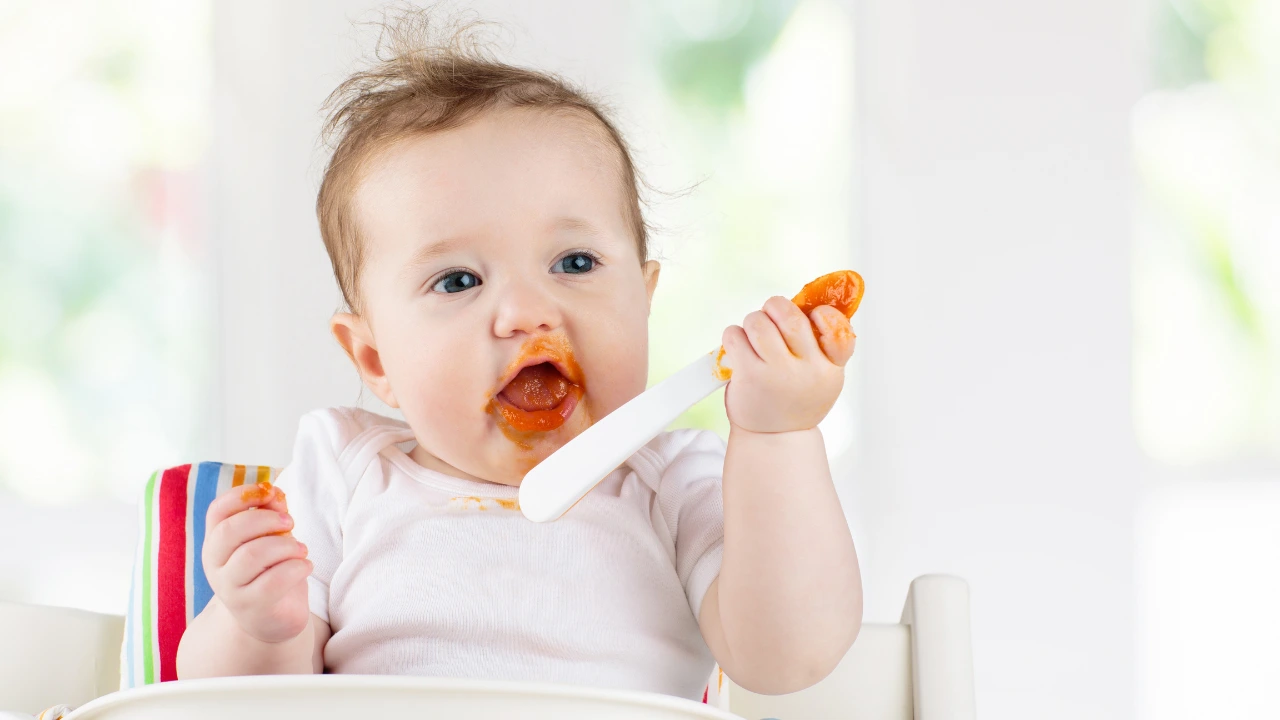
791, 270, 865, 320
501, 364, 571, 417
488, 334, 586, 443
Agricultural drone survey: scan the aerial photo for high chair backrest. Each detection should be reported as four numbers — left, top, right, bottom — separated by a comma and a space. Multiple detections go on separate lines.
725, 575, 975, 720
122, 462, 281, 688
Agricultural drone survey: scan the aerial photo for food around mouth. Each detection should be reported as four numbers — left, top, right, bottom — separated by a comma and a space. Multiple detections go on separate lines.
488, 336, 586, 441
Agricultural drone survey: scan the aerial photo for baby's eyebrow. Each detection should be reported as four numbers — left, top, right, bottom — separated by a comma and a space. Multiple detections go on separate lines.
404, 238, 461, 270
553, 216, 607, 238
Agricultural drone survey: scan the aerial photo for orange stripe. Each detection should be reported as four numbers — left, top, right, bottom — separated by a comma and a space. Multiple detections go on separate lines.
231, 465, 246, 487
256, 466, 271, 486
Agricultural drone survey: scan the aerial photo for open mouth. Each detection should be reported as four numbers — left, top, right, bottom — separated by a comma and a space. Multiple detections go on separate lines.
492, 356, 584, 434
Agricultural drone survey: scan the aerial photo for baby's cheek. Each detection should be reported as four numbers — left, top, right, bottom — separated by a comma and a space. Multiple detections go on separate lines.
400, 349, 486, 434
581, 328, 649, 413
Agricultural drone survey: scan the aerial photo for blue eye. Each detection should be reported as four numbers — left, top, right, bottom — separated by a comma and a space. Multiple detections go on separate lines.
554, 253, 596, 274
431, 270, 481, 294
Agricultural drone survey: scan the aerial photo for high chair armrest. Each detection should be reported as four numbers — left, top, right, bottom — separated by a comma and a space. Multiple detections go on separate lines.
900, 574, 977, 720
0, 602, 125, 714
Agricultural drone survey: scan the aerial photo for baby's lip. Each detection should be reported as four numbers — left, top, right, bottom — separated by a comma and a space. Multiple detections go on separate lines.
495, 354, 582, 395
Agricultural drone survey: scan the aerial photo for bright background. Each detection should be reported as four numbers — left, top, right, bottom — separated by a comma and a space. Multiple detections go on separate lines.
0, 1, 1276, 718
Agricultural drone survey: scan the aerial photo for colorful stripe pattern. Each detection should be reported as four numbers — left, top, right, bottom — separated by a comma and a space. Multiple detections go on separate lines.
121, 462, 280, 688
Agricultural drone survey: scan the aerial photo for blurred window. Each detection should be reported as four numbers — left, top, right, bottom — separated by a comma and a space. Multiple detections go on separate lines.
0, 0, 212, 504
1136, 2, 1280, 717
632, 0, 858, 458
1133, 0, 1280, 467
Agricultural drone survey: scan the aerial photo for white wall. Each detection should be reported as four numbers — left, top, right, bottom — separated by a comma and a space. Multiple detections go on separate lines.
214, 1, 1142, 717
852, 1, 1143, 718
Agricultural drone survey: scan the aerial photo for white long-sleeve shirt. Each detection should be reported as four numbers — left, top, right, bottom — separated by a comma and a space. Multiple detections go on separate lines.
275, 407, 726, 700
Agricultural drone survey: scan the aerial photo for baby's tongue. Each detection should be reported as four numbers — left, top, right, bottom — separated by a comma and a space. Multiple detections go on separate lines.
499, 363, 570, 412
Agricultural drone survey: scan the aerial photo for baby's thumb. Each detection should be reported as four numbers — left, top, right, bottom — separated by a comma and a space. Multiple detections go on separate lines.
811, 305, 856, 366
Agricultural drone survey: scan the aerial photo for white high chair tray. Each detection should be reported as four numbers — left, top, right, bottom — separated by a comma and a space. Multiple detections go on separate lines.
63, 675, 739, 720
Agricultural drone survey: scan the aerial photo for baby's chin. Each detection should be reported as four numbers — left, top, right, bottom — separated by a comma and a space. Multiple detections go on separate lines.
494, 407, 596, 484
407, 408, 594, 488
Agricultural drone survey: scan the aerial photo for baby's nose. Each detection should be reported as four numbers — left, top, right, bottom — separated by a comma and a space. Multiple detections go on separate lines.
492, 279, 563, 337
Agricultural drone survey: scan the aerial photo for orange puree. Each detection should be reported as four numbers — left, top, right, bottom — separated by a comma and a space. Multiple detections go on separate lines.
791, 270, 865, 319
489, 334, 585, 437
241, 480, 292, 536
501, 364, 570, 411
713, 270, 865, 381
240, 479, 284, 506
712, 346, 732, 382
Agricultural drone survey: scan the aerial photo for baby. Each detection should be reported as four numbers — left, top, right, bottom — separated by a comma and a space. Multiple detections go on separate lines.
176, 14, 862, 700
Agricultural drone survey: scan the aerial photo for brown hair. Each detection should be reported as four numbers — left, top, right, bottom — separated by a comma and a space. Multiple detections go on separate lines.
316, 8, 650, 313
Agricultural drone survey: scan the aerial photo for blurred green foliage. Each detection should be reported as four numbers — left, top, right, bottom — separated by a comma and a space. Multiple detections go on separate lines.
656, 0, 798, 113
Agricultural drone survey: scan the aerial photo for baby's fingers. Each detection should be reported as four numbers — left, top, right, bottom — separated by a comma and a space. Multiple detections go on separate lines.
204, 508, 295, 569
239, 480, 289, 514
721, 324, 761, 369
206, 481, 288, 529
223, 535, 309, 588
811, 305, 857, 366
763, 296, 822, 359
240, 558, 313, 608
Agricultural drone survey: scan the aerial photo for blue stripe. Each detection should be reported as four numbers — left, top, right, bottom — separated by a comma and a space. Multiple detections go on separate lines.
190, 462, 223, 617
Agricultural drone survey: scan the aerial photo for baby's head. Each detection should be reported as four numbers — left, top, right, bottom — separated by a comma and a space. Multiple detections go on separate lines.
318, 16, 660, 486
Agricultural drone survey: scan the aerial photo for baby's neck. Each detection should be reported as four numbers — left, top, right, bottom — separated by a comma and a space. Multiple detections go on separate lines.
408, 443, 518, 487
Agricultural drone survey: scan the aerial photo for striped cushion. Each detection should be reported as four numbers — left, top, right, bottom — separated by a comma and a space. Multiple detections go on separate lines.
121, 462, 280, 688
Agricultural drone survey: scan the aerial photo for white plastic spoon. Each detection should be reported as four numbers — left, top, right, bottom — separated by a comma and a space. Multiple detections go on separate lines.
518, 349, 731, 522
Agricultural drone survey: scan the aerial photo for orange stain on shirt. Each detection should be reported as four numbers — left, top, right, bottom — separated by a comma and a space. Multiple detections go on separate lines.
449, 496, 521, 512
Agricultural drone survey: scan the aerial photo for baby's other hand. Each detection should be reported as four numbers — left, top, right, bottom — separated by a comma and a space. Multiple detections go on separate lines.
721, 296, 856, 434
202, 481, 312, 644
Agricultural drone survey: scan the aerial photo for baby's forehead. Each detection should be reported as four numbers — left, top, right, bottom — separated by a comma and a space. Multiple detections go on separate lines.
363, 107, 623, 183
351, 108, 634, 257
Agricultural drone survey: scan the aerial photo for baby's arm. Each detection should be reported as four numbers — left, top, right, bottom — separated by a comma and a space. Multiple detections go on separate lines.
699, 298, 863, 695
176, 484, 329, 677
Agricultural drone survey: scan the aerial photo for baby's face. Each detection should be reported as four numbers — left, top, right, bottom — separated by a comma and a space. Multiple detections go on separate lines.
338, 108, 659, 486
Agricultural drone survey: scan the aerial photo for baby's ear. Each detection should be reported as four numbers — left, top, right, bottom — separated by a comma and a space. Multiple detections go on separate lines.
330, 312, 399, 408
643, 260, 661, 312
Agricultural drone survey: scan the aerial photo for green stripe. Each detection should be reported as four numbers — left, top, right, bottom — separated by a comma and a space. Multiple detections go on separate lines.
141, 470, 158, 685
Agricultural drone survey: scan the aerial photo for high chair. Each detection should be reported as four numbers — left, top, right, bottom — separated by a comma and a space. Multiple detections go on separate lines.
0, 462, 975, 719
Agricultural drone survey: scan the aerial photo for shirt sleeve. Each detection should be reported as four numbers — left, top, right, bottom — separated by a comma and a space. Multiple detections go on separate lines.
655, 429, 727, 621
273, 408, 361, 625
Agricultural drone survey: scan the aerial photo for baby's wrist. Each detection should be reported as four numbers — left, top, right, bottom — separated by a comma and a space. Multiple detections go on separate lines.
214, 595, 307, 646
728, 422, 819, 438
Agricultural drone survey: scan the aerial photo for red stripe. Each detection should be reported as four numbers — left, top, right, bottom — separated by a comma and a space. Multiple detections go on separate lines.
156, 464, 192, 682
702, 687, 709, 704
